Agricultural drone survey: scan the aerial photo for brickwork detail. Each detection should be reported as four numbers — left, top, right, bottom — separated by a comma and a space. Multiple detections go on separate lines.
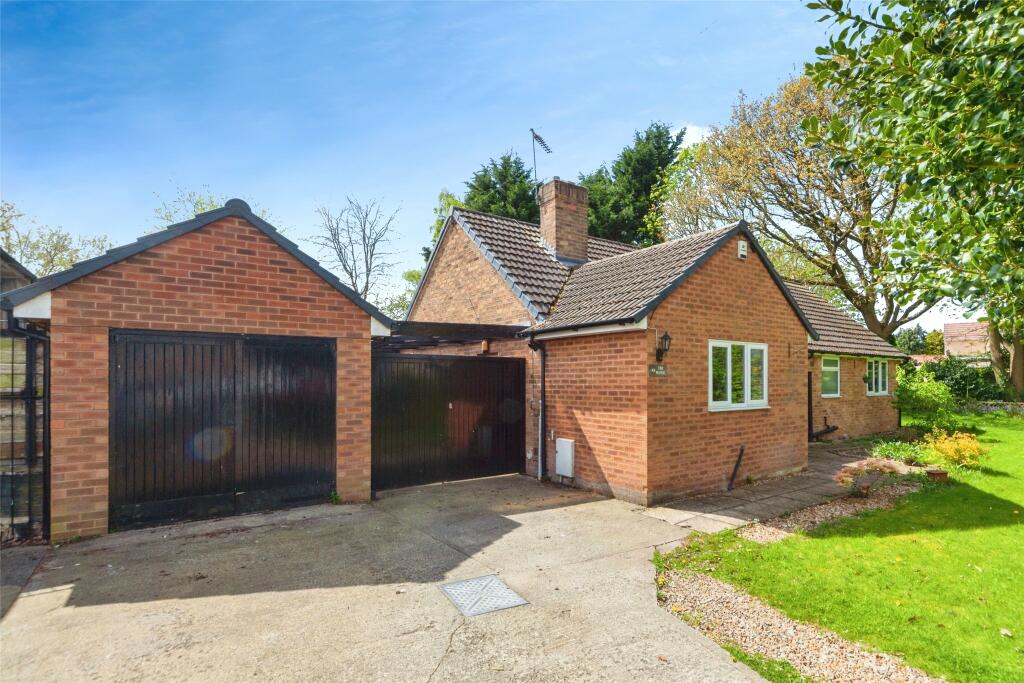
48, 217, 372, 541
538, 179, 589, 262
409, 223, 531, 325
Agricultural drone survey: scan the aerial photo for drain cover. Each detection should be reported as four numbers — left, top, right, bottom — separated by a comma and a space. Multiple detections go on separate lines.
440, 575, 528, 616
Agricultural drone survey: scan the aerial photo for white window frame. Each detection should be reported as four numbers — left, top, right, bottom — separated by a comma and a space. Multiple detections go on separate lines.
820, 356, 841, 398
866, 358, 889, 396
708, 340, 769, 411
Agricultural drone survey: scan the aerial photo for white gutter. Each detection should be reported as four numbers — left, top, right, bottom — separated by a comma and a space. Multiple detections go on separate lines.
530, 317, 648, 342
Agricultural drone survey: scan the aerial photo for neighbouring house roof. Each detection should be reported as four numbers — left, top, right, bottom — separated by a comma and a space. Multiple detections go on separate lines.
1, 248, 37, 285
530, 222, 818, 337
410, 208, 635, 320
786, 283, 906, 359
0, 199, 391, 326
944, 321, 989, 357
910, 354, 944, 364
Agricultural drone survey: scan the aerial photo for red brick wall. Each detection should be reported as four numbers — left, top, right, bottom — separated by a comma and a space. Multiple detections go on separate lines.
645, 235, 809, 502
48, 216, 372, 541
810, 355, 899, 439
542, 331, 649, 503
409, 222, 531, 325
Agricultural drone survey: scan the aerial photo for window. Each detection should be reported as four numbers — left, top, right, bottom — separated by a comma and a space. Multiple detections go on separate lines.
867, 359, 889, 396
821, 356, 841, 397
708, 341, 768, 410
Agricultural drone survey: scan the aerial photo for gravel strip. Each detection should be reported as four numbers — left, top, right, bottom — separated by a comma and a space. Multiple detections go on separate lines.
662, 571, 941, 683
738, 481, 921, 544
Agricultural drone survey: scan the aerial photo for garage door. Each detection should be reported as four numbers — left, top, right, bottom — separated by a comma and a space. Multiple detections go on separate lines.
371, 354, 525, 490
109, 330, 336, 529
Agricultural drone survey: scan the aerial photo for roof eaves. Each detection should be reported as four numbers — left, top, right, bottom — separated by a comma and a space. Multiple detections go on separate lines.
1, 248, 37, 283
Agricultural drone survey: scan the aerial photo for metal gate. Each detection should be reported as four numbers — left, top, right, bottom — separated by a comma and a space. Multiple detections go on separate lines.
109, 330, 336, 529
371, 354, 525, 490
1, 326, 48, 541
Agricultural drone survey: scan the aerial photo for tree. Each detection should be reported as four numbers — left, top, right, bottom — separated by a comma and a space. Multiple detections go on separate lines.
421, 189, 463, 263
805, 0, 1024, 394
306, 198, 397, 300
153, 186, 276, 228
377, 269, 422, 320
892, 323, 927, 355
462, 153, 539, 224
1, 201, 112, 277
923, 330, 945, 356
660, 77, 932, 338
580, 121, 684, 245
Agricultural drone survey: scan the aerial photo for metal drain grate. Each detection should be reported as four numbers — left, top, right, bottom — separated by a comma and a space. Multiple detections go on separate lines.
440, 575, 528, 617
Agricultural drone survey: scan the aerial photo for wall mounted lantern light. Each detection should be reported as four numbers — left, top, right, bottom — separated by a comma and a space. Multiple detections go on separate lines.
656, 332, 672, 362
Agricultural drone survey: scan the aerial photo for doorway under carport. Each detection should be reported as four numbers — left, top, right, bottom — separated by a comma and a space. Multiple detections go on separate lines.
371, 322, 527, 491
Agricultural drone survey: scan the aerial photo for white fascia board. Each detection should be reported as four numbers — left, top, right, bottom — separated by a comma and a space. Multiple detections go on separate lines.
370, 316, 392, 337
531, 317, 648, 341
12, 292, 51, 320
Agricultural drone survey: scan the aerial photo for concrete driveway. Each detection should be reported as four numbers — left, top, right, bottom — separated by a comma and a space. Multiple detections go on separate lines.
1, 475, 758, 682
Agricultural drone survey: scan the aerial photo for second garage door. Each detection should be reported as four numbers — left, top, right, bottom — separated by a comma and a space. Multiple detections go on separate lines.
109, 330, 336, 529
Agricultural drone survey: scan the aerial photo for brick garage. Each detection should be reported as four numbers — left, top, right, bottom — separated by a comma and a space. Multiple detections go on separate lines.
4, 201, 385, 541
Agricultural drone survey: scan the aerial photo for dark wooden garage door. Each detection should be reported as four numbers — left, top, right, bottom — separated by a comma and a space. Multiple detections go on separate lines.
371, 354, 525, 490
109, 330, 336, 529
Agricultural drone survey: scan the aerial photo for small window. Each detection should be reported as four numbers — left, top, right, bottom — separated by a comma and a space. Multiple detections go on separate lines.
709, 340, 768, 410
867, 359, 889, 396
821, 356, 840, 397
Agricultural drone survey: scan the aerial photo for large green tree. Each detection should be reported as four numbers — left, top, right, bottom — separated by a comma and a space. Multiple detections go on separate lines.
462, 153, 539, 223
805, 0, 1024, 393
580, 121, 684, 245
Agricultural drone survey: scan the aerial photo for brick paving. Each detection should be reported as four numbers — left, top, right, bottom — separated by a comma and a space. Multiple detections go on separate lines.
642, 443, 870, 532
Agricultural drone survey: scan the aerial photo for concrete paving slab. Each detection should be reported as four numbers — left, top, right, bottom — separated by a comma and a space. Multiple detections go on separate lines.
1, 475, 759, 682
1, 545, 48, 617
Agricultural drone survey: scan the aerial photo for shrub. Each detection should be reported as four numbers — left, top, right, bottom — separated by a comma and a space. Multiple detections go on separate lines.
923, 430, 988, 469
894, 366, 960, 430
924, 356, 1005, 401
872, 439, 925, 464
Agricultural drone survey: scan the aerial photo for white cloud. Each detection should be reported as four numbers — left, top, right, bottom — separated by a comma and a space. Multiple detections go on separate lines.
677, 123, 710, 146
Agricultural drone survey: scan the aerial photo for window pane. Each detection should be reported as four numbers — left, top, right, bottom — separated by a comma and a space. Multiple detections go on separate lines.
711, 346, 728, 402
881, 362, 887, 392
750, 348, 765, 401
821, 370, 839, 396
823, 357, 839, 370
731, 344, 746, 403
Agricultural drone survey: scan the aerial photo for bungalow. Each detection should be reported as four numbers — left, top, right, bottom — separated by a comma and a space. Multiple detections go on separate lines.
409, 177, 904, 505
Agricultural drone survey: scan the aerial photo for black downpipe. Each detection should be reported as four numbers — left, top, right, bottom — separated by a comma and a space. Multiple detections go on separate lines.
528, 336, 546, 480
727, 445, 745, 490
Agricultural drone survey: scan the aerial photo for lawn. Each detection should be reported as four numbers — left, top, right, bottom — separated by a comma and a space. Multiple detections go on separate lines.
661, 413, 1024, 682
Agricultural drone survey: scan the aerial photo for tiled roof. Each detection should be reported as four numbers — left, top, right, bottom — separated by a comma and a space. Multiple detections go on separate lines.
444, 208, 635, 318
530, 226, 736, 331
787, 283, 906, 358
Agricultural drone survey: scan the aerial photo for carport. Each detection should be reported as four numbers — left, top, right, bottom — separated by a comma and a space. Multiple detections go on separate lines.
371, 321, 528, 491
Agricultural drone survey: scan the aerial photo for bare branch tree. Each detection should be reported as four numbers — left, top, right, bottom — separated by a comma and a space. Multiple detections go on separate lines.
307, 197, 397, 300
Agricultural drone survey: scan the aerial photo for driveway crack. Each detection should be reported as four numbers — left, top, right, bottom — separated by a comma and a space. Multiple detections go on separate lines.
426, 617, 465, 682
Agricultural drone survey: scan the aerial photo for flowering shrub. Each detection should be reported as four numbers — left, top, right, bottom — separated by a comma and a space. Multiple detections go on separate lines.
923, 430, 988, 469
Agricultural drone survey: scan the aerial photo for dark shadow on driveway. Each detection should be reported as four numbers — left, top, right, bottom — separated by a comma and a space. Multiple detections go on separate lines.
30, 475, 611, 608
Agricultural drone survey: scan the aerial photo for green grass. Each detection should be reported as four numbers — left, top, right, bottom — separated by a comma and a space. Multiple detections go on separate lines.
662, 413, 1024, 682
721, 643, 808, 683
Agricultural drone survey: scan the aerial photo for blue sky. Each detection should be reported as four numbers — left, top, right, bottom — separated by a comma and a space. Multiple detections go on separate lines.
0, 1, 961, 326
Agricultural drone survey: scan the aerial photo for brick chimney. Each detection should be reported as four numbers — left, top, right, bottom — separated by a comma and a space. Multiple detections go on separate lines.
539, 177, 588, 263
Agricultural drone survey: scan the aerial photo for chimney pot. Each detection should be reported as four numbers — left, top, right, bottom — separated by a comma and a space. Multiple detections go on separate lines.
539, 178, 588, 263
